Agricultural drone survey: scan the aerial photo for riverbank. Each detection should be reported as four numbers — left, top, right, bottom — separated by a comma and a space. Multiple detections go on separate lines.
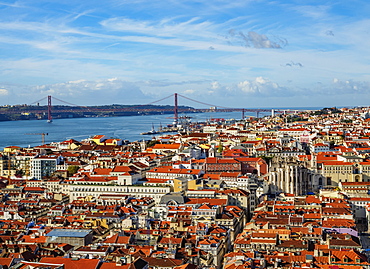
0, 111, 246, 150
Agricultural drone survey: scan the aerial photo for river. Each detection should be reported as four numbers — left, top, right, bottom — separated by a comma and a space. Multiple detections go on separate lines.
0, 111, 258, 150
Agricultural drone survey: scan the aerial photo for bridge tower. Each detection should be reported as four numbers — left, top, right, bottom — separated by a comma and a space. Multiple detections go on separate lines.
242, 109, 245, 119
174, 93, 178, 124
47, 95, 52, 123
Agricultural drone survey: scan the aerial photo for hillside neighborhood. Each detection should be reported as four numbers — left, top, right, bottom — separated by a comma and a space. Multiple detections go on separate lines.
2, 107, 370, 268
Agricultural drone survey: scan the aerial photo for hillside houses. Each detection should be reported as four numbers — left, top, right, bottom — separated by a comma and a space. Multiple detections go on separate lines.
3, 106, 370, 268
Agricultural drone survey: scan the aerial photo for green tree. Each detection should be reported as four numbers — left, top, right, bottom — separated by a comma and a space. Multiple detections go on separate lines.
147, 140, 160, 148
258, 155, 274, 165
67, 165, 80, 176
15, 169, 24, 178
217, 142, 223, 153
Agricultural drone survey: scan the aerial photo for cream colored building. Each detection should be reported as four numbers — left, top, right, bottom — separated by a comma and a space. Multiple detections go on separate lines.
318, 161, 370, 186
65, 182, 170, 204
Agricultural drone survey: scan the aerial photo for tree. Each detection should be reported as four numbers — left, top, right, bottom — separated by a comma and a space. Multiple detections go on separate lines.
217, 142, 223, 153
67, 165, 80, 176
147, 140, 160, 148
15, 169, 24, 178
258, 155, 274, 165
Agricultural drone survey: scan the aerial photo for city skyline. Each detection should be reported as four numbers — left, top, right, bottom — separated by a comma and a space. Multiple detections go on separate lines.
0, 0, 369, 108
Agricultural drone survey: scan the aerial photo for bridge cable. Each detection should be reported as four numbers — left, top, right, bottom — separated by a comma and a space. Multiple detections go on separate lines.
30, 96, 48, 105
177, 93, 242, 110
49, 94, 175, 111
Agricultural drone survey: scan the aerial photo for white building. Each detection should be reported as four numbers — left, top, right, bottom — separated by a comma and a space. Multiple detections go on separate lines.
30, 156, 60, 180
66, 183, 171, 204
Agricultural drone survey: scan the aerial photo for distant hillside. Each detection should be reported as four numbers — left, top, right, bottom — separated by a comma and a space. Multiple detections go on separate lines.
0, 104, 197, 121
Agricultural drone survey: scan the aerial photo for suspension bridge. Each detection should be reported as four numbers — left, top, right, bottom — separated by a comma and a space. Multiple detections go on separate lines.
0, 93, 295, 122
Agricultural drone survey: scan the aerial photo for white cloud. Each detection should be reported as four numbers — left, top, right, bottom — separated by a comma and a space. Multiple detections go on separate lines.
234, 77, 370, 98
100, 17, 215, 39
140, 79, 210, 88
211, 81, 221, 90
292, 5, 331, 20
0, 88, 8, 95
183, 89, 195, 94
29, 78, 151, 105
0, 1, 24, 8
329, 78, 370, 94
236, 77, 290, 96
68, 79, 87, 84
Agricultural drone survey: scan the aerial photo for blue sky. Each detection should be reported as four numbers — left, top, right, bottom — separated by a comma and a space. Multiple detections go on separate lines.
0, 0, 369, 108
